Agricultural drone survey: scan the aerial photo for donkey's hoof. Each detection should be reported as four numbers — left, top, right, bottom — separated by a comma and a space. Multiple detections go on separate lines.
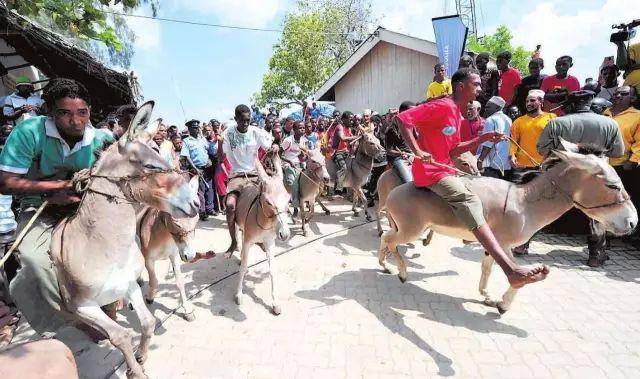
497, 303, 508, 314
128, 303, 134, 311
272, 305, 282, 315
324, 210, 330, 215
135, 350, 147, 364
365, 215, 372, 222
422, 239, 429, 246
235, 295, 243, 305
145, 298, 154, 305
183, 311, 196, 322
302, 231, 308, 237
126, 368, 148, 379
398, 273, 407, 283
353, 211, 360, 217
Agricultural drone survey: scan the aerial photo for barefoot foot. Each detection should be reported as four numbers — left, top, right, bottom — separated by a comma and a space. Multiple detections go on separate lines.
190, 251, 216, 263
507, 265, 550, 289
223, 243, 238, 259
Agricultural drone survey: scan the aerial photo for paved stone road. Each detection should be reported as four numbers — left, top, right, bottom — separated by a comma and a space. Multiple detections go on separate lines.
10, 201, 640, 378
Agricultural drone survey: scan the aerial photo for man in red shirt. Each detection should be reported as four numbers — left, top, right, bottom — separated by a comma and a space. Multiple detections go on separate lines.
540, 56, 581, 115
497, 51, 522, 107
396, 67, 549, 289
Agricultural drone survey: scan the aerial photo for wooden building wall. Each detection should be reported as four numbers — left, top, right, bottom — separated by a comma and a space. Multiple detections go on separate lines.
334, 41, 438, 113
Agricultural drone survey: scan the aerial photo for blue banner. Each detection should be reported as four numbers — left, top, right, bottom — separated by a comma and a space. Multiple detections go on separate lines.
432, 15, 468, 79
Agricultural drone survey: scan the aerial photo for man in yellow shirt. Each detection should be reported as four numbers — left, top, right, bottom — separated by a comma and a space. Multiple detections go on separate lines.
605, 86, 640, 245
509, 89, 556, 169
426, 63, 452, 99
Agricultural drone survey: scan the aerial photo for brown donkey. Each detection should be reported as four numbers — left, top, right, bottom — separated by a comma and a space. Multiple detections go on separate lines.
50, 102, 198, 379
290, 148, 331, 236
233, 153, 291, 315
380, 143, 637, 314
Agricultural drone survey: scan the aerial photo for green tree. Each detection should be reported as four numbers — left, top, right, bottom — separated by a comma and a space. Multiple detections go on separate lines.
7, 0, 157, 68
467, 25, 531, 73
254, 0, 373, 108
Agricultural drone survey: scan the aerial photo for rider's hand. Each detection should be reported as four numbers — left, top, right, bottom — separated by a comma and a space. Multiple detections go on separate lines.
269, 144, 280, 154
46, 190, 82, 205
414, 149, 432, 163
480, 132, 506, 144
510, 155, 522, 169
477, 159, 484, 171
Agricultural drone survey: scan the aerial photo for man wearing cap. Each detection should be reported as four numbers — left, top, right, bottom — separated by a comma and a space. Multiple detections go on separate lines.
478, 96, 513, 180
537, 90, 625, 267
397, 67, 549, 289
3, 76, 43, 124
181, 119, 214, 221
510, 90, 556, 169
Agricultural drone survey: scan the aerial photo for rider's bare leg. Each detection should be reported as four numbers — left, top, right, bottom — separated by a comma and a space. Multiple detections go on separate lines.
224, 193, 239, 258
472, 224, 549, 288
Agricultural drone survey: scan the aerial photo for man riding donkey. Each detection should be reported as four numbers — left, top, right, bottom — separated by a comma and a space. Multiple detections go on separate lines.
281, 120, 309, 215
222, 104, 280, 257
394, 67, 550, 288
0, 78, 114, 334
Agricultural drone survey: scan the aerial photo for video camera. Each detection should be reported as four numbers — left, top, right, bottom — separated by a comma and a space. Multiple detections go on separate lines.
611, 19, 640, 43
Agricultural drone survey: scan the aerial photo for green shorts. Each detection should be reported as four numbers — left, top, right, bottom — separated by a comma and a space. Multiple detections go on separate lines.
428, 176, 486, 230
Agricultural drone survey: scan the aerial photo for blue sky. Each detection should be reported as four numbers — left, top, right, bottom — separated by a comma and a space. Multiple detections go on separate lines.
127, 0, 638, 126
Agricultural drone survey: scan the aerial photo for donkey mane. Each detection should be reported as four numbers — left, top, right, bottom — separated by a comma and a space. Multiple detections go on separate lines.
542, 143, 607, 171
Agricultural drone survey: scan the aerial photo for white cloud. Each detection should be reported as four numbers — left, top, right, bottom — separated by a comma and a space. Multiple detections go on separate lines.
373, 0, 444, 40
128, 9, 162, 50
178, 0, 282, 28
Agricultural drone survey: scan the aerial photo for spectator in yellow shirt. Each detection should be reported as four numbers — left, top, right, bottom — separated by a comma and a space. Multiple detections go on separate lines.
509, 90, 556, 169
606, 86, 640, 168
426, 63, 452, 99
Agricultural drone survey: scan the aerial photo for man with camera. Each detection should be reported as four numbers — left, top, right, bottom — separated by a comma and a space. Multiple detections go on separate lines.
612, 19, 640, 97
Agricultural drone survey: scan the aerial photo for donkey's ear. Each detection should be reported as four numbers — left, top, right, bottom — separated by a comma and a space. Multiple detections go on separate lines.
553, 149, 600, 173
558, 138, 579, 153
137, 118, 162, 143
119, 101, 154, 147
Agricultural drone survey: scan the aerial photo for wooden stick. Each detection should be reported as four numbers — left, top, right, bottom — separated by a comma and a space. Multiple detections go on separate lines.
0, 201, 48, 268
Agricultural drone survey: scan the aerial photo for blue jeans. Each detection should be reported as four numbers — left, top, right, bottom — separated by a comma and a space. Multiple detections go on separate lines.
390, 157, 412, 183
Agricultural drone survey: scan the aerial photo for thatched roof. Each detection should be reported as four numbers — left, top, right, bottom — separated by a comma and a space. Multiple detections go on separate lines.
0, 4, 140, 120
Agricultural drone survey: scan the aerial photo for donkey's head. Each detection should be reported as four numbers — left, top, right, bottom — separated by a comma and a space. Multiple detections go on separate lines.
454, 151, 480, 176
96, 101, 198, 218
165, 175, 200, 262
306, 148, 330, 182
548, 140, 637, 235
256, 153, 291, 241
355, 132, 385, 158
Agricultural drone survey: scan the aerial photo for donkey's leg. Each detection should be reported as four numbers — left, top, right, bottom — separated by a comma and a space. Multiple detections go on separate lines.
351, 187, 359, 216
169, 253, 195, 322
144, 258, 157, 304
316, 198, 330, 215
127, 282, 156, 365
479, 254, 496, 305
300, 202, 307, 237
235, 243, 251, 305
377, 234, 392, 274
496, 287, 519, 314
74, 304, 147, 379
376, 203, 384, 237
265, 241, 281, 315
357, 188, 372, 221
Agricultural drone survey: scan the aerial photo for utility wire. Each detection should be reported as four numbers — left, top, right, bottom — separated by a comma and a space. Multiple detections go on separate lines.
99, 9, 358, 36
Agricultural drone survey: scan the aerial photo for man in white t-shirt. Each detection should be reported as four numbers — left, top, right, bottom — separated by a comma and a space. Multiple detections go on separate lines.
222, 104, 278, 256
3, 76, 43, 125
281, 120, 309, 208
